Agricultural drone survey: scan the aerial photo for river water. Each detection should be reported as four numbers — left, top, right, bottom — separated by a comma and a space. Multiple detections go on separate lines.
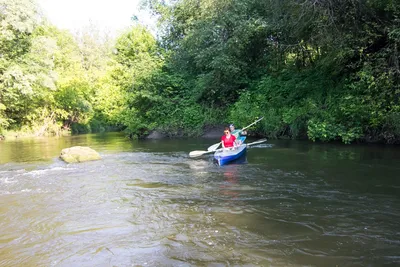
0, 132, 399, 266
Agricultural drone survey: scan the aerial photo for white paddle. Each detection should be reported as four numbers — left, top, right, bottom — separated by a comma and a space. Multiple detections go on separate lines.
207, 142, 221, 151
246, 138, 267, 147
206, 117, 264, 151
189, 149, 221, 158
189, 138, 267, 158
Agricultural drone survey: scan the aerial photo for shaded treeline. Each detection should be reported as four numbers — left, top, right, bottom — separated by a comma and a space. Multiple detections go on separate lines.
1, 0, 399, 143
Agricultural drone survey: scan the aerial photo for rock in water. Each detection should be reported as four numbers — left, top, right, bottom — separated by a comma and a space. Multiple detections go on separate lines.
60, 146, 101, 163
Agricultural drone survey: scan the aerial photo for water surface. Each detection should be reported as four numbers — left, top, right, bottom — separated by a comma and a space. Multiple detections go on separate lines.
0, 133, 399, 266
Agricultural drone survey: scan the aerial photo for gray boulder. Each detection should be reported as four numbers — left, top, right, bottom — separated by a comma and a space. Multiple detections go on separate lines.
202, 124, 225, 139
60, 146, 101, 163
146, 130, 166, 139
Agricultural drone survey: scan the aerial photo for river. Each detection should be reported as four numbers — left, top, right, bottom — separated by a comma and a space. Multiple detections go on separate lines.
0, 132, 399, 266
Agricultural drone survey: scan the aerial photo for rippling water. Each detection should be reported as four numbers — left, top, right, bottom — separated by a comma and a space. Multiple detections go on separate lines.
0, 133, 399, 266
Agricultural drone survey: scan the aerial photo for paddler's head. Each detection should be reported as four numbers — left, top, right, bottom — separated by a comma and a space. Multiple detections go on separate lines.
224, 127, 231, 136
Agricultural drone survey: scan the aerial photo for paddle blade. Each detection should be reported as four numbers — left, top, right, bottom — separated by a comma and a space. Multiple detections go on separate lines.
189, 150, 210, 158
207, 142, 221, 151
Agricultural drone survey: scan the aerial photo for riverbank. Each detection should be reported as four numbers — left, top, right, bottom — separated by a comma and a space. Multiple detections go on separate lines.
2, 124, 399, 145
0, 129, 71, 141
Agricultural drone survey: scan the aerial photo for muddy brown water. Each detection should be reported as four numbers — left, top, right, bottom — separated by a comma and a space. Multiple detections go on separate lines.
0, 132, 399, 266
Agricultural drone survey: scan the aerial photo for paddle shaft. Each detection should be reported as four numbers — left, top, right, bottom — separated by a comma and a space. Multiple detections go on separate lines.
241, 117, 264, 131
207, 142, 221, 151
189, 148, 223, 158
246, 138, 267, 147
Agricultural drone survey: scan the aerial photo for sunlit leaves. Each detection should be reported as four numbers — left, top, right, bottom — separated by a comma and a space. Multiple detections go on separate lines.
0, 0, 40, 61
1, 0, 399, 142
114, 26, 157, 67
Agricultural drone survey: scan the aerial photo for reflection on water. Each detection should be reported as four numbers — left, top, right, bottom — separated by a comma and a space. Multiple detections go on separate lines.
220, 165, 240, 207
0, 133, 399, 266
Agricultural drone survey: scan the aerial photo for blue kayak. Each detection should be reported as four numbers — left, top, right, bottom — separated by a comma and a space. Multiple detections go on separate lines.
214, 144, 247, 166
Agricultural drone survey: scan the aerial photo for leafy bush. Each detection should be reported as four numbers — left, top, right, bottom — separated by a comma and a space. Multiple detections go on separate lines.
71, 123, 91, 134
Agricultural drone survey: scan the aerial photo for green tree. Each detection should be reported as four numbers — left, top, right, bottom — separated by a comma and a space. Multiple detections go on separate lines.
143, 0, 400, 143
111, 26, 162, 135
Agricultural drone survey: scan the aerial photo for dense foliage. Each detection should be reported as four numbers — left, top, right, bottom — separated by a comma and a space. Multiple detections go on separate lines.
0, 0, 113, 136
144, 0, 400, 143
1, 0, 399, 144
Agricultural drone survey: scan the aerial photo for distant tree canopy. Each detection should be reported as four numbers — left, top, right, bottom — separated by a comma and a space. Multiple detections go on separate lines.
0, 0, 399, 143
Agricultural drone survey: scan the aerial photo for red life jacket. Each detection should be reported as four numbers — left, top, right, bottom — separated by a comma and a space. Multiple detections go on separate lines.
221, 134, 236, 147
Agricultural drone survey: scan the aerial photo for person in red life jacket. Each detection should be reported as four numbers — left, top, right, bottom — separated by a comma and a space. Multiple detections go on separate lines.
221, 127, 237, 149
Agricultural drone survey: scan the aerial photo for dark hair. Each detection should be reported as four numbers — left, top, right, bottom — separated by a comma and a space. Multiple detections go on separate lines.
224, 127, 230, 132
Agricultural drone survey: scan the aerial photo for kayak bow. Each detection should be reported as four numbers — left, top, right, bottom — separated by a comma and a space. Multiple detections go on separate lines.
214, 144, 247, 166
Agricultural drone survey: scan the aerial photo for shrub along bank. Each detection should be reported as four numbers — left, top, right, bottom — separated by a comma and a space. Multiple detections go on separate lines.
1, 0, 399, 144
